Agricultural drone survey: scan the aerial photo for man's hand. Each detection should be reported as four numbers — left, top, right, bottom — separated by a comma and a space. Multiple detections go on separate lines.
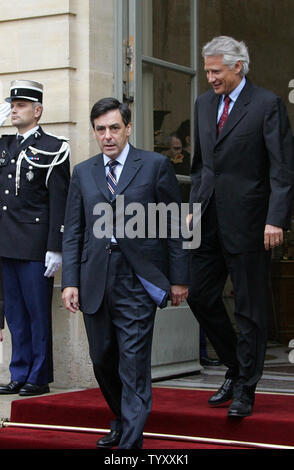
0, 102, 11, 127
264, 224, 283, 251
170, 285, 188, 306
62, 287, 80, 313
186, 213, 193, 231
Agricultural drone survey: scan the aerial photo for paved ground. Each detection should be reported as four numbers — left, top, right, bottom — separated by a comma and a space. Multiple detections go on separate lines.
157, 341, 294, 394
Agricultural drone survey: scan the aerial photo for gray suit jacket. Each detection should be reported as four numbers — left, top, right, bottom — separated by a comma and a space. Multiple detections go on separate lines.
62, 145, 189, 314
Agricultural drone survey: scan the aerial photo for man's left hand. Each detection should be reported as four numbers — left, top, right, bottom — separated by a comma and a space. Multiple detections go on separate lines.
170, 285, 188, 306
44, 251, 62, 277
264, 224, 283, 251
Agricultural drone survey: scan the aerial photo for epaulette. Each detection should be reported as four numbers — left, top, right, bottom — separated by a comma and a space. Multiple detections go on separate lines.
44, 131, 69, 142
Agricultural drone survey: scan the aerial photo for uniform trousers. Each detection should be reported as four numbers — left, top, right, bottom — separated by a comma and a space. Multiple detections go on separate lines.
2, 257, 54, 385
83, 246, 157, 449
187, 198, 271, 400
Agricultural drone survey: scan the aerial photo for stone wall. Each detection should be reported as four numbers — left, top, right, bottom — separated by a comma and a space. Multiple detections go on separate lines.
0, 0, 115, 389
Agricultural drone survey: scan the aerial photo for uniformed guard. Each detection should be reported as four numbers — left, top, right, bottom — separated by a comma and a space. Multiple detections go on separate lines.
0, 80, 70, 396
0, 260, 4, 342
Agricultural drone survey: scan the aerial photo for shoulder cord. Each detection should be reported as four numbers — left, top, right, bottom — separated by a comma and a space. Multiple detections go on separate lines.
15, 141, 70, 195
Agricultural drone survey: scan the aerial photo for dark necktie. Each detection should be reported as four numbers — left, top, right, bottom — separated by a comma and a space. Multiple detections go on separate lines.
16, 135, 23, 147
107, 160, 119, 199
218, 96, 231, 134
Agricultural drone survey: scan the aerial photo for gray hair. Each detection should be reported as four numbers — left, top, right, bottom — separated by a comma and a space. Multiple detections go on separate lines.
32, 101, 43, 121
202, 36, 250, 76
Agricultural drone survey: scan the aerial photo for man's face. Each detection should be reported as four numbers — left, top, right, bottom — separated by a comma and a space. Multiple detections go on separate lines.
11, 100, 41, 131
169, 136, 182, 158
93, 109, 132, 159
204, 55, 242, 95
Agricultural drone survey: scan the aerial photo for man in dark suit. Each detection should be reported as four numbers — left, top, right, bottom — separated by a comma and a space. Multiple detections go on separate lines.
0, 261, 4, 342
62, 97, 189, 449
0, 80, 70, 396
187, 36, 294, 417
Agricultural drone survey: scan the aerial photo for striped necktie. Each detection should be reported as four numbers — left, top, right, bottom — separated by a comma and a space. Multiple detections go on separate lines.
218, 95, 231, 134
107, 159, 119, 199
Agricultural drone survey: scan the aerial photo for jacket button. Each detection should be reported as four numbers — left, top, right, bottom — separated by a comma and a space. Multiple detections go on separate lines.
4, 190, 9, 194
11, 159, 15, 164
8, 174, 12, 179
35, 217, 40, 222
2, 206, 7, 211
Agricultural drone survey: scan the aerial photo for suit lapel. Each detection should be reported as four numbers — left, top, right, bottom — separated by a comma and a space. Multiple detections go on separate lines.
92, 153, 109, 201
115, 145, 143, 195
91, 145, 143, 202
216, 80, 253, 144
208, 92, 221, 143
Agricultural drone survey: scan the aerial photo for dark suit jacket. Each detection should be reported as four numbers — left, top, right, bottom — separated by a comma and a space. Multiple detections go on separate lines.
0, 260, 4, 329
189, 80, 294, 253
62, 145, 189, 314
0, 127, 70, 261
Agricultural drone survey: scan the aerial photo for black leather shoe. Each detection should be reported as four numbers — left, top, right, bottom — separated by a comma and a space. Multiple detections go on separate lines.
208, 378, 235, 406
97, 430, 122, 448
0, 381, 24, 394
19, 383, 50, 396
200, 356, 222, 367
228, 398, 253, 418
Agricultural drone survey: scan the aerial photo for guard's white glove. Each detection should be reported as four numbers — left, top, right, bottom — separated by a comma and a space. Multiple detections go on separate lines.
44, 251, 62, 277
0, 102, 11, 127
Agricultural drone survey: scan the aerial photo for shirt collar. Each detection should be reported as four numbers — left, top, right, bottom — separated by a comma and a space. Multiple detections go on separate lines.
103, 142, 130, 167
17, 125, 40, 141
227, 76, 246, 103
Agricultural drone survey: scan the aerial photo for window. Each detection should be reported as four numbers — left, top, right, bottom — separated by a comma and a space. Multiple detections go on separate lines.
115, 0, 197, 201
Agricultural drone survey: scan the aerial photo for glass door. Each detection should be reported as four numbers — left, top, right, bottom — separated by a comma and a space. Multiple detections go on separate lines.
115, 0, 198, 202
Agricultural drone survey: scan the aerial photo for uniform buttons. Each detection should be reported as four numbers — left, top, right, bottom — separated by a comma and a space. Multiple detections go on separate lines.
4, 190, 9, 194
8, 174, 12, 179
2, 206, 7, 211
11, 159, 15, 164
29, 166, 33, 170
35, 217, 40, 222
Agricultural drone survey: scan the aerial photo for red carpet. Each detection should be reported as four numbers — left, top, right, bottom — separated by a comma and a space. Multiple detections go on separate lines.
0, 386, 294, 449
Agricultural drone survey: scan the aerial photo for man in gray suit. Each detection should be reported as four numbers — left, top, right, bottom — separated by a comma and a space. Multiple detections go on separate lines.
187, 36, 294, 418
62, 97, 189, 449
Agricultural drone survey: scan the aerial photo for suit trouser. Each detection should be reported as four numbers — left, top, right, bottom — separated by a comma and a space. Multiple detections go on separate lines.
1, 257, 54, 385
187, 200, 271, 400
83, 247, 157, 449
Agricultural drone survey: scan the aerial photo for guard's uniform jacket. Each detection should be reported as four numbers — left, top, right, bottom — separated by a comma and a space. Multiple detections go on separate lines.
0, 126, 70, 261
0, 259, 4, 329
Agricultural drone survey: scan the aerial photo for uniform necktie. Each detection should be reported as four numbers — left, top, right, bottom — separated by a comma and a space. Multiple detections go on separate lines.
16, 135, 23, 147
107, 160, 119, 198
218, 96, 231, 134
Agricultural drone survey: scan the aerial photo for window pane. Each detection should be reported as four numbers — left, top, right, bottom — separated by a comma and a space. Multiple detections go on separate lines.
152, 0, 192, 67
142, 65, 192, 182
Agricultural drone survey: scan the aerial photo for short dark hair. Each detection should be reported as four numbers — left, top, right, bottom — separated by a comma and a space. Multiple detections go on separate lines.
90, 97, 131, 128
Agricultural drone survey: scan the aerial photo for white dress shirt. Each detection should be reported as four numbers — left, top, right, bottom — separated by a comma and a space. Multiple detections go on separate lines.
217, 76, 246, 123
103, 142, 130, 243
